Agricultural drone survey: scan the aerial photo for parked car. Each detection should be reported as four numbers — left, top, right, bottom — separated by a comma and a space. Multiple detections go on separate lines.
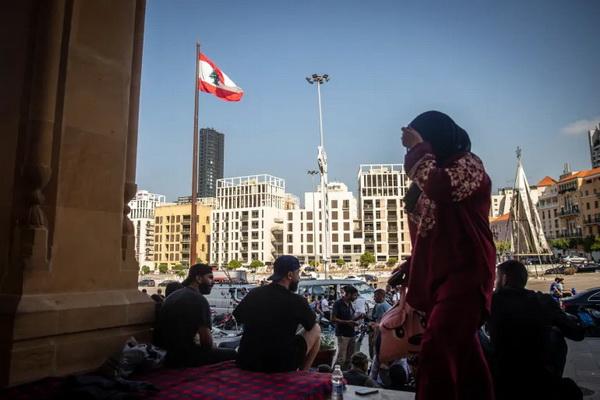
561, 256, 588, 265
576, 263, 600, 273
562, 287, 600, 337
297, 279, 375, 310
158, 279, 179, 287
138, 279, 156, 287
544, 266, 567, 275
204, 283, 257, 315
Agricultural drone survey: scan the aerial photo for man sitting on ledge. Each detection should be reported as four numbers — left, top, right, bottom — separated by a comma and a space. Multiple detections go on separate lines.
488, 260, 585, 400
233, 255, 321, 372
153, 264, 237, 367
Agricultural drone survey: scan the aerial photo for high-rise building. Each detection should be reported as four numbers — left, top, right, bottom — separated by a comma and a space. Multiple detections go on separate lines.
358, 164, 411, 262
211, 175, 286, 266
154, 202, 212, 267
128, 190, 166, 269
199, 128, 224, 198
284, 182, 363, 265
588, 124, 600, 168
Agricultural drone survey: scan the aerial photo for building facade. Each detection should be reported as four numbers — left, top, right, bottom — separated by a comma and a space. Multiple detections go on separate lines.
199, 128, 224, 198
537, 176, 560, 240
283, 182, 363, 264
128, 190, 166, 269
358, 164, 411, 262
210, 175, 286, 266
490, 188, 514, 218
154, 202, 212, 266
588, 124, 600, 168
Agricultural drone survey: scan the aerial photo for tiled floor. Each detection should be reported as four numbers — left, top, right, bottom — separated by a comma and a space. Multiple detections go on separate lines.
565, 338, 600, 399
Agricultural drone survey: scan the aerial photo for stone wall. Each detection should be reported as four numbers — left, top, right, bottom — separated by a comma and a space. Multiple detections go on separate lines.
0, 0, 153, 387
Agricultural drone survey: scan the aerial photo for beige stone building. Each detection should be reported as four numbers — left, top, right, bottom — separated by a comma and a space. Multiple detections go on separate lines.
154, 202, 212, 266
537, 176, 559, 240
577, 168, 600, 237
554, 167, 600, 240
1, 1, 153, 386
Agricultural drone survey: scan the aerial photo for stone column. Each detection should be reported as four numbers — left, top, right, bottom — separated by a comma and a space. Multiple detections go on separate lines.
0, 0, 153, 387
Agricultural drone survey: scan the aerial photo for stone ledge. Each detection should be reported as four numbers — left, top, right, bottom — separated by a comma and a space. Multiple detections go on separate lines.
9, 323, 151, 386
12, 289, 154, 340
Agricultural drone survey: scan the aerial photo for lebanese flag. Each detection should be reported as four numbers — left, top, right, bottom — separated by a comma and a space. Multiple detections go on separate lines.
198, 53, 244, 102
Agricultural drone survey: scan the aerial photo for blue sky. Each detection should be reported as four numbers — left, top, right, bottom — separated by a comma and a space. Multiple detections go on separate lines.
138, 0, 600, 202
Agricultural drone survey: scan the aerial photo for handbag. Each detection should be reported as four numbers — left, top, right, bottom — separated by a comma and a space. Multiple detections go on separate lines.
378, 286, 427, 364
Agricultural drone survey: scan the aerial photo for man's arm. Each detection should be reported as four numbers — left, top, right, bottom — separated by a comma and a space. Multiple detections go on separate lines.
197, 327, 213, 348
541, 294, 585, 341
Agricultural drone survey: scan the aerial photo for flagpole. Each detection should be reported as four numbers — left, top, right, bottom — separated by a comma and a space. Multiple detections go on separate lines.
190, 42, 200, 266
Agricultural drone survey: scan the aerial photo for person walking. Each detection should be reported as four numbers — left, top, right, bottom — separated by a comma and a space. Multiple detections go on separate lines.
391, 111, 496, 399
331, 285, 360, 370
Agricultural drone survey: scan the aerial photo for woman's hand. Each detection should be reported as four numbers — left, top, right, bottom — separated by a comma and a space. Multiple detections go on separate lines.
402, 126, 423, 149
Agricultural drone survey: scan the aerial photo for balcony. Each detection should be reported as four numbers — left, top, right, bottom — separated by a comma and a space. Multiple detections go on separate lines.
241, 225, 249, 231
241, 215, 248, 221
365, 238, 375, 244
559, 206, 580, 217
557, 229, 583, 239
387, 214, 398, 222
364, 225, 374, 232
583, 215, 600, 225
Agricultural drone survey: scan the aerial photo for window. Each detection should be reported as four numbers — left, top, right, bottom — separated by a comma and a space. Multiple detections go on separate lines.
307, 223, 313, 231
332, 245, 339, 253
307, 234, 313, 242
332, 233, 339, 242
587, 203, 591, 210
287, 223, 293, 230
332, 211, 338, 219
288, 212, 293, 219
344, 233, 350, 242
343, 211, 349, 219
343, 200, 349, 209
332, 222, 338, 230
344, 222, 350, 231
332, 200, 338, 208
307, 211, 313, 219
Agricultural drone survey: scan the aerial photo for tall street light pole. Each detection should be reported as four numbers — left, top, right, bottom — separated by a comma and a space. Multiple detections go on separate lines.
307, 170, 319, 268
306, 74, 330, 279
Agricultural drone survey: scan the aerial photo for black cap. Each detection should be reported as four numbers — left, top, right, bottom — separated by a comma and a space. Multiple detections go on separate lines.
268, 255, 301, 281
182, 263, 212, 286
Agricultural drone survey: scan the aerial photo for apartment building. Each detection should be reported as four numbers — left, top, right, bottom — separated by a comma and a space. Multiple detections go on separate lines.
589, 124, 600, 169
154, 202, 212, 266
283, 182, 363, 264
127, 190, 166, 269
577, 168, 600, 237
210, 175, 286, 266
358, 164, 411, 262
537, 176, 559, 240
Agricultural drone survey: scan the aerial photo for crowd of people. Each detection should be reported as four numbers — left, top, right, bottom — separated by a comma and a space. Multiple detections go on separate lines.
143, 111, 588, 400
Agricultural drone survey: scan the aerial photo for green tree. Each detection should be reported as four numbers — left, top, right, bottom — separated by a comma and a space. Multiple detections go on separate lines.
227, 259, 242, 270
336, 258, 345, 268
495, 240, 511, 254
158, 263, 168, 274
582, 236, 595, 253
171, 263, 184, 272
309, 260, 319, 268
550, 238, 570, 251
175, 269, 186, 278
140, 265, 150, 275
249, 259, 264, 270
360, 252, 376, 268
590, 237, 600, 252
386, 257, 398, 268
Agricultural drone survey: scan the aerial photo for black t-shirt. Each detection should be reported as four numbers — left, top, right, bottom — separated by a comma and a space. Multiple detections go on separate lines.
233, 283, 316, 372
154, 287, 211, 360
488, 287, 585, 394
332, 299, 356, 337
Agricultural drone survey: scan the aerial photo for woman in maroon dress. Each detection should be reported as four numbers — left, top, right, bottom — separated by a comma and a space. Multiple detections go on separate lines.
395, 111, 496, 399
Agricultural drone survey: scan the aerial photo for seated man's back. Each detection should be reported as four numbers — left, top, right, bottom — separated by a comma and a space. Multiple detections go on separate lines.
154, 286, 210, 366
489, 261, 584, 400
153, 264, 237, 367
233, 282, 316, 372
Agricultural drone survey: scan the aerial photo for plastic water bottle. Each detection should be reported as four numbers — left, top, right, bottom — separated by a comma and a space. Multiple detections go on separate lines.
331, 364, 344, 399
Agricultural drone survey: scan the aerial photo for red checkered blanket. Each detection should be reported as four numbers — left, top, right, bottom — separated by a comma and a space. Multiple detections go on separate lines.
143, 361, 332, 400
0, 361, 333, 400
